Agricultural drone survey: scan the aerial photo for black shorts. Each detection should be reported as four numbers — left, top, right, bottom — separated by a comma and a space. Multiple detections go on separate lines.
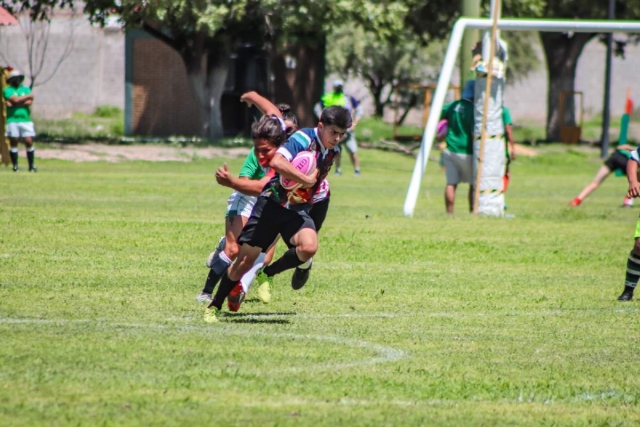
604, 151, 628, 173
238, 197, 316, 250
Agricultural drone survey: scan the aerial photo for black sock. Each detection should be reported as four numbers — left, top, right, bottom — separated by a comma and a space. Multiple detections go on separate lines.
624, 251, 640, 292
27, 149, 34, 169
209, 272, 236, 310
202, 269, 222, 294
263, 247, 304, 277
10, 150, 18, 168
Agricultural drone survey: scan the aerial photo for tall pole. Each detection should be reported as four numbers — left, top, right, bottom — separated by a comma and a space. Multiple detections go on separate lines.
473, 0, 501, 215
600, 0, 615, 158
460, 0, 481, 88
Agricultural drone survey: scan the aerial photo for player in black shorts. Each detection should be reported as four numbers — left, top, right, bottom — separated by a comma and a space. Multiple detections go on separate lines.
204, 106, 351, 323
570, 145, 636, 207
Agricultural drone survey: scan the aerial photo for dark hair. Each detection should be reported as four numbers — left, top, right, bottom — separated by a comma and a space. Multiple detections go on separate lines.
277, 104, 298, 137
277, 104, 297, 126
251, 115, 287, 147
320, 106, 352, 129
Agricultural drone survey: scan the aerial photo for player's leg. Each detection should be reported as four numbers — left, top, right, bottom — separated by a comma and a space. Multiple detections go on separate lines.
571, 165, 612, 206
204, 197, 284, 321
442, 150, 461, 215
619, 229, 640, 301
345, 132, 361, 175
291, 196, 330, 290
198, 214, 247, 302
8, 135, 19, 172
22, 122, 37, 172
334, 148, 343, 175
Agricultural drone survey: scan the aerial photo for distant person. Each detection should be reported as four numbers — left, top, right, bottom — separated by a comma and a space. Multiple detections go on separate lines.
615, 147, 640, 302
4, 70, 36, 172
570, 144, 635, 207
440, 80, 475, 215
503, 106, 516, 194
314, 79, 362, 176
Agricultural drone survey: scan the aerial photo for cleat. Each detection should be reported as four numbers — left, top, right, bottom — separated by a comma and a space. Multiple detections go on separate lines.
256, 269, 272, 304
12, 165, 18, 172
227, 282, 246, 312
569, 198, 581, 207
354, 169, 361, 176
335, 168, 342, 176
28, 166, 37, 173
196, 292, 213, 304
204, 307, 221, 323
618, 291, 634, 302
291, 262, 312, 290
206, 236, 226, 268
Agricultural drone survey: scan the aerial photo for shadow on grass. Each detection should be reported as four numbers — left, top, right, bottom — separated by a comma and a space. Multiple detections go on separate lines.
225, 318, 292, 325
223, 311, 296, 325
225, 312, 297, 317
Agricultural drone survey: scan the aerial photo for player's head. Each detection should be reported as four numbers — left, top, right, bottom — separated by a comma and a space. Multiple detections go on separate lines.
277, 103, 298, 136
317, 106, 352, 150
7, 70, 24, 87
251, 115, 287, 166
332, 79, 344, 93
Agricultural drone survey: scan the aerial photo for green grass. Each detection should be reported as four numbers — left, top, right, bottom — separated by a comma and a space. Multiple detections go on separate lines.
34, 105, 125, 140
355, 116, 423, 142
2, 147, 640, 425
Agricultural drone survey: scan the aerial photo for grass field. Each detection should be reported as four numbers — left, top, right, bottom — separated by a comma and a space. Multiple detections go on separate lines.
2, 146, 640, 426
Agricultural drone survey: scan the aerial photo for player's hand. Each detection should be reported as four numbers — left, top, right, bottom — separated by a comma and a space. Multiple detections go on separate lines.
240, 91, 256, 107
628, 181, 640, 199
300, 169, 319, 189
509, 146, 516, 161
215, 163, 233, 187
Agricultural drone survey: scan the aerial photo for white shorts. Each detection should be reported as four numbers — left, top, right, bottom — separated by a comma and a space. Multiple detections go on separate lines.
6, 122, 36, 138
341, 130, 357, 153
442, 149, 473, 185
226, 191, 257, 218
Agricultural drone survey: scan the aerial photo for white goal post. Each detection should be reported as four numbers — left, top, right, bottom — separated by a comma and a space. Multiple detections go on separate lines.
403, 18, 640, 217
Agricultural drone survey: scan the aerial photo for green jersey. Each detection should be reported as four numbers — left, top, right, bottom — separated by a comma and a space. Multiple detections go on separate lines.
503, 107, 512, 128
3, 85, 32, 123
239, 148, 268, 180
441, 100, 474, 155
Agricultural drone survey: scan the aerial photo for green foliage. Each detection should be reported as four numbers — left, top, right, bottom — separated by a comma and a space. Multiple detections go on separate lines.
93, 105, 123, 119
34, 105, 124, 139
3, 149, 640, 424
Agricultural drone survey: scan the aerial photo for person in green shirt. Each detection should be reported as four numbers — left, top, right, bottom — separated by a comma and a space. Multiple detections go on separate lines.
3, 70, 36, 172
440, 80, 475, 215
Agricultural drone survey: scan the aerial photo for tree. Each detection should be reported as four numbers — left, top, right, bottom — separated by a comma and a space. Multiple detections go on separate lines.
501, 0, 640, 141
327, 26, 444, 119
0, 6, 78, 89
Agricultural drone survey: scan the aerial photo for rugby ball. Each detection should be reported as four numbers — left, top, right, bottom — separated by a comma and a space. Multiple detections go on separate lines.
280, 151, 317, 190
436, 119, 448, 141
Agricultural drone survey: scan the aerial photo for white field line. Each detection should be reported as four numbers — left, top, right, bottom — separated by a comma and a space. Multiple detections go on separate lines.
0, 317, 407, 373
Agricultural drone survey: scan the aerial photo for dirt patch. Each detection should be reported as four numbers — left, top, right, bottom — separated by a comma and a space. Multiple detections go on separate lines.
34, 143, 251, 163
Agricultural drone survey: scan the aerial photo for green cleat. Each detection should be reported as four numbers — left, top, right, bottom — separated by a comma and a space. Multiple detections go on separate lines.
204, 307, 221, 323
256, 269, 273, 304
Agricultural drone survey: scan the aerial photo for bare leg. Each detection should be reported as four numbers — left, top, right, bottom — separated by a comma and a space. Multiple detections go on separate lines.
445, 184, 457, 215
349, 151, 360, 171
575, 166, 612, 201
468, 186, 475, 213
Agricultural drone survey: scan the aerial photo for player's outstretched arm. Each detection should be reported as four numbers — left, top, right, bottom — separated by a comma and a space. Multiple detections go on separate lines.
626, 159, 640, 198
240, 91, 281, 118
215, 163, 269, 196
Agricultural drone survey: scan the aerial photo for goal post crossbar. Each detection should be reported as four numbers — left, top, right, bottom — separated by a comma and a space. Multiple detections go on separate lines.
403, 18, 640, 217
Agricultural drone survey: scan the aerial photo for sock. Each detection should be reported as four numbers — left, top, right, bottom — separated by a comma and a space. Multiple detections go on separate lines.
26, 147, 35, 169
624, 198, 634, 207
298, 257, 313, 270
240, 252, 266, 293
202, 251, 233, 294
263, 247, 305, 277
624, 251, 640, 291
10, 148, 18, 168
209, 271, 236, 310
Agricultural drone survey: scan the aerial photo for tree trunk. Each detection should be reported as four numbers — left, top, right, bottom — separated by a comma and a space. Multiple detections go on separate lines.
273, 36, 326, 127
371, 83, 385, 117
183, 36, 231, 140
540, 32, 595, 141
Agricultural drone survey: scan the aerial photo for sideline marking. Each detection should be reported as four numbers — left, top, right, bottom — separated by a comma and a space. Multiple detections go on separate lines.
0, 317, 407, 373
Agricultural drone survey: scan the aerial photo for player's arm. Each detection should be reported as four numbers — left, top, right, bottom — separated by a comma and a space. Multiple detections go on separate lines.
270, 153, 317, 188
240, 91, 281, 118
214, 163, 271, 196
505, 124, 515, 160
627, 154, 640, 198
